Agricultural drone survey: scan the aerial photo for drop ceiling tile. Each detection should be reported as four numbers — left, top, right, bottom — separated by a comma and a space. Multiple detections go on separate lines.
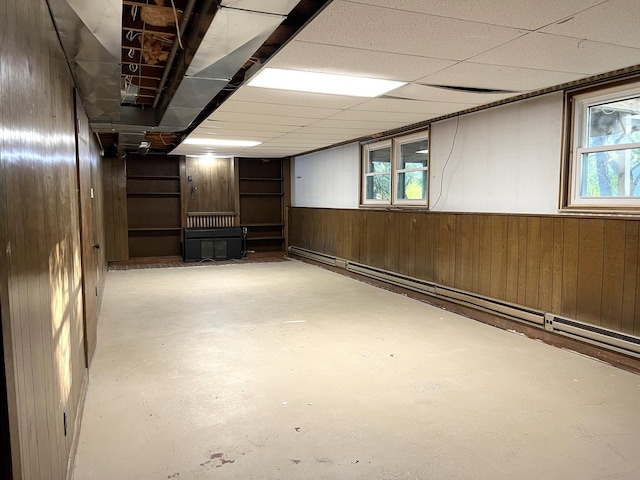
200, 121, 295, 133
391, 84, 516, 104
229, 86, 368, 109
540, 0, 640, 49
187, 129, 280, 141
267, 40, 456, 82
293, 126, 379, 135
346, 0, 605, 30
294, 1, 526, 61
328, 109, 434, 124
351, 98, 466, 115
217, 100, 341, 118
471, 32, 640, 74
418, 62, 585, 91
208, 111, 316, 127
309, 118, 412, 132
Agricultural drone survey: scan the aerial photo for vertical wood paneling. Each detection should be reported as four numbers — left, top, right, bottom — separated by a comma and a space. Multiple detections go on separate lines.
525, 218, 541, 307
423, 213, 436, 282
576, 219, 605, 325
477, 216, 492, 297
436, 215, 453, 285
0, 0, 100, 477
490, 216, 508, 300
517, 217, 528, 305
185, 157, 235, 213
551, 218, 564, 313
413, 213, 427, 280
601, 221, 626, 331
505, 216, 520, 304
561, 218, 580, 318
455, 215, 475, 292
289, 208, 640, 339
537, 218, 554, 312
621, 222, 638, 335
102, 157, 129, 261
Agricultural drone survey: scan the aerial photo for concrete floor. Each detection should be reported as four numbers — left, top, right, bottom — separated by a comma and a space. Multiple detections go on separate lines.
73, 259, 640, 480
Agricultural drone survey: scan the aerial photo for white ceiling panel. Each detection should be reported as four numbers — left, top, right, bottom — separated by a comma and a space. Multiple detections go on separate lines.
471, 32, 640, 74
266, 40, 456, 82
178, 0, 640, 159
350, 98, 468, 115
418, 62, 584, 91
216, 100, 341, 119
309, 118, 414, 132
230, 86, 368, 109
290, 125, 381, 135
294, 1, 526, 61
540, 0, 640, 49
345, 0, 606, 30
198, 121, 295, 133
207, 111, 316, 127
391, 84, 517, 104
327, 110, 435, 124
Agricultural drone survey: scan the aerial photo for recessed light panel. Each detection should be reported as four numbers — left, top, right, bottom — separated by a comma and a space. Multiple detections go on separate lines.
247, 68, 406, 97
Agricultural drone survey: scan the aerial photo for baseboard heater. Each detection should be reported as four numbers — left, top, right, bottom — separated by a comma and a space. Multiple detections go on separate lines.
289, 246, 640, 359
544, 314, 640, 359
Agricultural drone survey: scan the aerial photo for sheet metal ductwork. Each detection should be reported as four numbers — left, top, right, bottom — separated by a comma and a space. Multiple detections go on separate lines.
46, 0, 304, 152
47, 0, 122, 121
160, 1, 299, 129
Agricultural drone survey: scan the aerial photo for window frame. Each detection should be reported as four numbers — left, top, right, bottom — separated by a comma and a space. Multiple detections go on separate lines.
361, 140, 392, 206
563, 78, 640, 212
361, 130, 429, 208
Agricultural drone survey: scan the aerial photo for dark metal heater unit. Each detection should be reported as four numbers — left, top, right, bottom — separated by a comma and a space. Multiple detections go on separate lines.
184, 228, 243, 262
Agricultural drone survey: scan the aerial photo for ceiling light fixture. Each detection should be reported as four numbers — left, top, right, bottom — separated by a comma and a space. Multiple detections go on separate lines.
247, 68, 406, 97
415, 149, 429, 154
183, 138, 262, 147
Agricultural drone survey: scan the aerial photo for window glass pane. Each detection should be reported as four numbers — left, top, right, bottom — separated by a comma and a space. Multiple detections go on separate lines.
588, 97, 640, 147
397, 171, 426, 200
365, 173, 391, 200
579, 148, 640, 197
368, 147, 391, 173
399, 139, 428, 169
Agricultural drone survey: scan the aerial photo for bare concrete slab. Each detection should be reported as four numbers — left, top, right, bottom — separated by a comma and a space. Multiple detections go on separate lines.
73, 260, 640, 480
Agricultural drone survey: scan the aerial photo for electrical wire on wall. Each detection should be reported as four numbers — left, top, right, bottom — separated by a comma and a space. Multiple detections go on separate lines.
430, 114, 460, 210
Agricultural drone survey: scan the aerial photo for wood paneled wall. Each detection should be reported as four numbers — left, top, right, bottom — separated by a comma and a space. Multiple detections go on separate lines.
290, 208, 640, 337
0, 0, 103, 477
102, 157, 129, 262
185, 157, 235, 214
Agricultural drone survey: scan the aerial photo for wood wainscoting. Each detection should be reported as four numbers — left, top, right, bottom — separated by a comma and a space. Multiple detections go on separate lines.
289, 208, 640, 338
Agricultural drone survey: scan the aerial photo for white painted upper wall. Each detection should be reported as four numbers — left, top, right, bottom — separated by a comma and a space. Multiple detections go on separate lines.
292, 142, 360, 209
292, 92, 564, 214
429, 92, 563, 214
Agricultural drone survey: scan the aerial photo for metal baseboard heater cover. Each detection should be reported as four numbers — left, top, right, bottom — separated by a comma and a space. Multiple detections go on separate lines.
289, 246, 640, 359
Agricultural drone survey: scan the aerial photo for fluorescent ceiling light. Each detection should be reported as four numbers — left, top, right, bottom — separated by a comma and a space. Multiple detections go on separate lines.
415, 149, 429, 154
247, 68, 406, 97
183, 138, 262, 147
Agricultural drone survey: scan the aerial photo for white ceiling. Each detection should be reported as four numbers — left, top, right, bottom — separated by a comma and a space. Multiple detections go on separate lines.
172, 0, 640, 158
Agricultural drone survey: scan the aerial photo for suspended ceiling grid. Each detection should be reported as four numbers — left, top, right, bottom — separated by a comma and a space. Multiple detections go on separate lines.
172, 0, 640, 158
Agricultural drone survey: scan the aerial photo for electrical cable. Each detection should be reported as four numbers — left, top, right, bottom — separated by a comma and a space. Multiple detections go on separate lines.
430, 115, 460, 210
170, 0, 184, 50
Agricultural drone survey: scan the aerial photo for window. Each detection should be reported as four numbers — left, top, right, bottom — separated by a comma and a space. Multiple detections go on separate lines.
566, 80, 640, 210
362, 131, 429, 207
